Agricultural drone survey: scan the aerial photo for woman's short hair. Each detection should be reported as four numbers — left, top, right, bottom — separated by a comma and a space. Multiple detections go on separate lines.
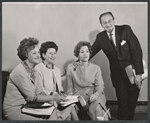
40, 41, 58, 60
17, 37, 39, 61
74, 41, 92, 57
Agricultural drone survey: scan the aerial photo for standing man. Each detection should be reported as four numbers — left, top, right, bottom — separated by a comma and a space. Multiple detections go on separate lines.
90, 12, 144, 120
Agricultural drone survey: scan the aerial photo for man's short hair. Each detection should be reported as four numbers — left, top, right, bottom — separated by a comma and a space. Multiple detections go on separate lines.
99, 12, 115, 24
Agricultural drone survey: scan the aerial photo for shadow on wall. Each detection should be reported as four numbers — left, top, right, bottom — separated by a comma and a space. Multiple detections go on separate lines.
89, 30, 100, 44
61, 59, 75, 92
88, 29, 115, 99
88, 29, 106, 66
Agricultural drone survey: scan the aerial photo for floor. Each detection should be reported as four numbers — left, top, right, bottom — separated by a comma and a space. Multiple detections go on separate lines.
107, 101, 148, 121
111, 112, 148, 120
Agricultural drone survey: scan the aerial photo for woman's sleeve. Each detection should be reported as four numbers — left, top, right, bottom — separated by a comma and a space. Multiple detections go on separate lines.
34, 69, 51, 95
94, 66, 104, 96
34, 72, 47, 95
66, 65, 74, 95
11, 73, 37, 102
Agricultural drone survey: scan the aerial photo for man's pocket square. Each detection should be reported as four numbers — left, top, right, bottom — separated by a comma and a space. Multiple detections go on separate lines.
121, 40, 126, 46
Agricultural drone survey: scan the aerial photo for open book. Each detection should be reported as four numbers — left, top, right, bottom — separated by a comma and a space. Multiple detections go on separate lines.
22, 103, 55, 115
59, 95, 86, 107
125, 60, 148, 84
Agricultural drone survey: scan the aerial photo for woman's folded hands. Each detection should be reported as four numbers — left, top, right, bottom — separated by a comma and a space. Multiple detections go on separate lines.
52, 92, 68, 103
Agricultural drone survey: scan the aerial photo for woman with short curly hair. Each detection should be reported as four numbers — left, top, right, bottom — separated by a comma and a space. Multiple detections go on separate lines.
17, 37, 39, 61
35, 41, 79, 120
66, 41, 111, 120
3, 37, 67, 120
73, 41, 92, 57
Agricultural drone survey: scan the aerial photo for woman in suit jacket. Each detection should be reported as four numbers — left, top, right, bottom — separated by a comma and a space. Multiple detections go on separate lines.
3, 37, 66, 120
34, 41, 79, 120
66, 41, 111, 120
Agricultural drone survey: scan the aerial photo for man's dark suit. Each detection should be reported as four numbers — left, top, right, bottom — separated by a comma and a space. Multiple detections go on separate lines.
91, 25, 144, 120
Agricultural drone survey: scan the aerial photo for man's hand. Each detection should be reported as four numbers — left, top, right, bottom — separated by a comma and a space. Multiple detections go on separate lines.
135, 74, 142, 89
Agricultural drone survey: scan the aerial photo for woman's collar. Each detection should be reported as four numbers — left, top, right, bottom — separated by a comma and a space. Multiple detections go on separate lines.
21, 61, 35, 73
21, 61, 35, 83
73, 61, 90, 70
42, 61, 54, 69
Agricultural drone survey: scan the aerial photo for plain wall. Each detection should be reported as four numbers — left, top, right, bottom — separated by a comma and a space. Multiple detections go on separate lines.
2, 2, 148, 101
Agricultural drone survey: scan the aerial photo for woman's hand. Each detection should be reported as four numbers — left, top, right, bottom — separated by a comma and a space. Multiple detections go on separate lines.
52, 94, 62, 103
59, 91, 67, 97
60, 93, 67, 97
60, 95, 67, 101
52, 92, 59, 95
52, 94, 67, 103
89, 94, 98, 103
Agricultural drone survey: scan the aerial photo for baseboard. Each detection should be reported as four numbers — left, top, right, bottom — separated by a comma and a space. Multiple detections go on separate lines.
106, 100, 148, 105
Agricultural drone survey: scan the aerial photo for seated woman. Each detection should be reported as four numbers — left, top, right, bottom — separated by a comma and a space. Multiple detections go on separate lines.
34, 41, 79, 120
3, 37, 67, 120
66, 41, 111, 120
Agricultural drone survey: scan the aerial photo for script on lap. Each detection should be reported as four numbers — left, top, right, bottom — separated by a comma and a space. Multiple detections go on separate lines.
59, 95, 86, 107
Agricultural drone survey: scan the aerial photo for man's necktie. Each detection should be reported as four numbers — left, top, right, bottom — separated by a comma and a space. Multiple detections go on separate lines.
109, 32, 116, 50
